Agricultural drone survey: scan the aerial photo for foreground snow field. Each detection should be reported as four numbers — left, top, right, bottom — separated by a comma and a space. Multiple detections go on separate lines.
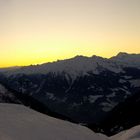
0, 103, 140, 140
111, 125, 140, 140
0, 103, 108, 140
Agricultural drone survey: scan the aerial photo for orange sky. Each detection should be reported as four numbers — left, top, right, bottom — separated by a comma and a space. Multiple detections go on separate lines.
0, 0, 140, 67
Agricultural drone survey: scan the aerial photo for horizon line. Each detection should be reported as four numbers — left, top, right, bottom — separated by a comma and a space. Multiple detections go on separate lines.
0, 52, 139, 69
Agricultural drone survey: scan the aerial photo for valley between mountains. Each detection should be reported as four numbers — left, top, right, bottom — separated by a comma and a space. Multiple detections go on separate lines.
0, 52, 140, 139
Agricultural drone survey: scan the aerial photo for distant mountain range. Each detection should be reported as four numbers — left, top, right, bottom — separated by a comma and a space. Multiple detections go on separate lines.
0, 52, 140, 135
1, 52, 140, 76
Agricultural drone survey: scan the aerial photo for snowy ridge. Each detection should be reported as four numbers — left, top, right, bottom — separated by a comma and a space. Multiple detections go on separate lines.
111, 125, 140, 140
1, 52, 140, 79
0, 104, 108, 140
111, 52, 140, 68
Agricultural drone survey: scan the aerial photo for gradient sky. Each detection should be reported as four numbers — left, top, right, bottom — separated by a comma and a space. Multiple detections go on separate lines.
0, 0, 140, 67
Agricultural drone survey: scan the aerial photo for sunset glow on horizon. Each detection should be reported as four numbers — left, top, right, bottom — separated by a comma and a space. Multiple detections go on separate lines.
0, 0, 140, 67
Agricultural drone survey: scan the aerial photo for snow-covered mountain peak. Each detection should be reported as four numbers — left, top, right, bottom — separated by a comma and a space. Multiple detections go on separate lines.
116, 52, 129, 57
92, 55, 105, 60
73, 55, 88, 59
110, 52, 140, 68
0, 52, 140, 78
112, 52, 140, 60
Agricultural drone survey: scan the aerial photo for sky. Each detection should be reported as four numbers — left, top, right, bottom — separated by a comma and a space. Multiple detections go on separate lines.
0, 0, 140, 67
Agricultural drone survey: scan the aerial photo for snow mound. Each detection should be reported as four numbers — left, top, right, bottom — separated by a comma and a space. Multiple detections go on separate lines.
0, 103, 108, 140
111, 125, 140, 140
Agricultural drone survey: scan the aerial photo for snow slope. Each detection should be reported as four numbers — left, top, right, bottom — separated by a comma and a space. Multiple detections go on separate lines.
111, 125, 140, 140
0, 104, 108, 140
